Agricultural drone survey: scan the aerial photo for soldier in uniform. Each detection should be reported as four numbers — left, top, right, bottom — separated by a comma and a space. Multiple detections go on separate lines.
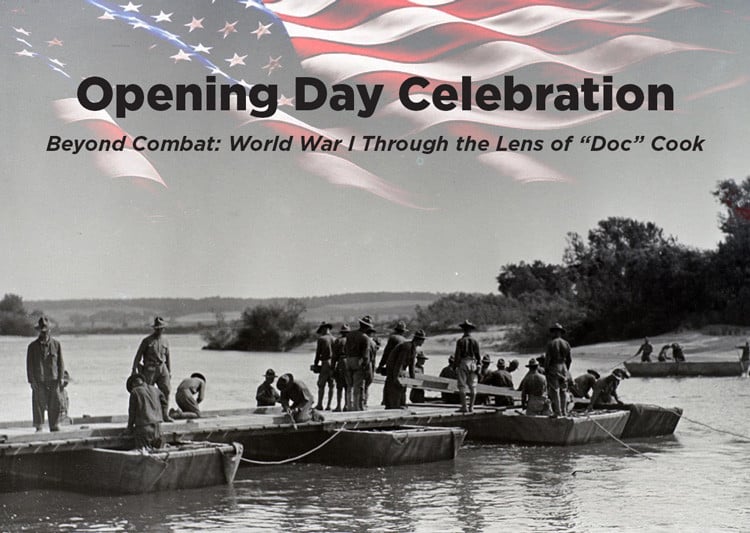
126, 373, 165, 450
277, 373, 315, 423
544, 323, 572, 417
313, 321, 335, 411
132, 316, 173, 421
453, 320, 481, 413
520, 358, 551, 416
569, 369, 600, 399
344, 316, 375, 411
586, 369, 630, 411
256, 368, 280, 406
409, 350, 428, 404
174, 372, 206, 417
384, 330, 426, 409
26, 317, 65, 432
331, 324, 349, 411
634, 338, 654, 362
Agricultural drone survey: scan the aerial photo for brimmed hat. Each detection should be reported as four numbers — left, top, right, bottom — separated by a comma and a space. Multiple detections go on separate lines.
587, 369, 601, 379
458, 319, 476, 330
276, 373, 293, 390
35, 316, 50, 331
549, 323, 565, 333
126, 374, 144, 393
412, 329, 426, 341
508, 359, 519, 371
264, 368, 276, 378
497, 358, 506, 369
613, 368, 630, 379
358, 315, 375, 329
152, 316, 167, 329
481, 354, 491, 364
316, 321, 333, 334
393, 321, 408, 333
526, 358, 539, 368
339, 324, 350, 333
191, 372, 206, 382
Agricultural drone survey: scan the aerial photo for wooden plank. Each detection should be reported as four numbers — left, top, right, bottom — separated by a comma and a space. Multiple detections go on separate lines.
372, 374, 521, 400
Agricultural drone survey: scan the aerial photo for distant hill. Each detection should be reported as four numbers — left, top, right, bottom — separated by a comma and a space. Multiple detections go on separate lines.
28, 292, 440, 332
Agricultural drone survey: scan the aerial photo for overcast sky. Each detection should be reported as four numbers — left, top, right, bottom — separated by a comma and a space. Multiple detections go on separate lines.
2, 0, 749, 300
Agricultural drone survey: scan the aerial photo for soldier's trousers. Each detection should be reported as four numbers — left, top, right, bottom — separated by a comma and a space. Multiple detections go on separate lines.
31, 381, 61, 430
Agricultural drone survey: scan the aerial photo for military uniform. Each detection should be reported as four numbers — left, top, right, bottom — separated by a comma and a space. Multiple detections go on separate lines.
280, 378, 314, 423
133, 332, 171, 419
383, 340, 417, 409
344, 327, 371, 411
128, 381, 165, 449
27, 335, 65, 431
256, 381, 280, 406
314, 331, 335, 409
175, 376, 205, 416
544, 336, 571, 416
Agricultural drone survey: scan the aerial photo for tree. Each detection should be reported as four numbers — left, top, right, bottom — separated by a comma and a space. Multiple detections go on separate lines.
203, 299, 310, 352
0, 293, 35, 336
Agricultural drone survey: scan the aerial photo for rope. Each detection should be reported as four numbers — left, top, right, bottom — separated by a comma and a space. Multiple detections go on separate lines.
584, 413, 654, 460
238, 423, 348, 465
681, 414, 750, 442
605, 352, 635, 373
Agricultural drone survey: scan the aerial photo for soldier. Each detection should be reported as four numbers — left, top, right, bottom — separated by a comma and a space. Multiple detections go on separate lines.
439, 355, 461, 404
483, 358, 514, 407
126, 373, 165, 450
738, 340, 750, 376
344, 315, 375, 411
635, 338, 654, 362
657, 344, 671, 361
26, 317, 65, 432
453, 320, 481, 413
409, 350, 428, 404
587, 369, 630, 411
569, 369, 600, 399
544, 323, 572, 417
132, 316, 173, 422
384, 330, 426, 409
174, 372, 206, 417
277, 373, 315, 423
671, 343, 686, 362
256, 368, 280, 407
312, 321, 335, 411
520, 358, 551, 416
376, 321, 409, 375
331, 324, 349, 411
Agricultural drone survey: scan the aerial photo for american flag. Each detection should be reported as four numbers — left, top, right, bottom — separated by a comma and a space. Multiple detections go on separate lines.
5, 0, 744, 208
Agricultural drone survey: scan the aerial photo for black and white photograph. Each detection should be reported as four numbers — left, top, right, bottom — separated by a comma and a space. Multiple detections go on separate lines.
2, 0, 750, 530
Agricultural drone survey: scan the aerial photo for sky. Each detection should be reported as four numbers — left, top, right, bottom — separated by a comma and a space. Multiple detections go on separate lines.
1, 0, 749, 300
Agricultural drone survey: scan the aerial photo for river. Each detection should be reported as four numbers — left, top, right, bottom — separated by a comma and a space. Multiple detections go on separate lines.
1, 334, 749, 532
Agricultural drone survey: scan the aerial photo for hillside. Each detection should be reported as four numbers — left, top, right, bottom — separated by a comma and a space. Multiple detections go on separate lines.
27, 292, 440, 332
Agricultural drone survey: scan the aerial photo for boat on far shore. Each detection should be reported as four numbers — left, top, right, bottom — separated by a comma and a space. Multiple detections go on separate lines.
624, 360, 742, 377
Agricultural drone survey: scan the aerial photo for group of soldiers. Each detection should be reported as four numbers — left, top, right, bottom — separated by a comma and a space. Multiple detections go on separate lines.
27, 315, 206, 450
27, 312, 637, 445
634, 338, 686, 362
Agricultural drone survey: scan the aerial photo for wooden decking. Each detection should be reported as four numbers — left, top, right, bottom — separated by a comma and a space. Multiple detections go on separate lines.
0, 405, 498, 460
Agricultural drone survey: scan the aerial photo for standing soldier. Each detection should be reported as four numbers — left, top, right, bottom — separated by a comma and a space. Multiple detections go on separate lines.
331, 324, 349, 411
27, 317, 65, 432
132, 316, 173, 422
544, 322, 572, 417
344, 315, 375, 411
409, 350, 428, 404
312, 321, 335, 411
635, 338, 654, 362
737, 340, 750, 376
453, 320, 481, 413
